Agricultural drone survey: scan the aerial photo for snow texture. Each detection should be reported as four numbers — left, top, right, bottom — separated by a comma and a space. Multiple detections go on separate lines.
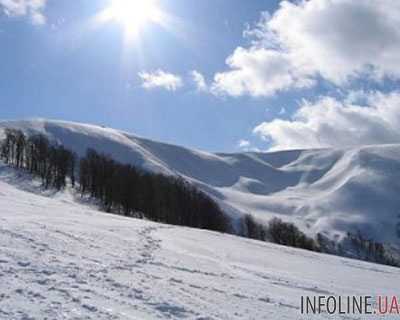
1, 119, 399, 248
0, 163, 399, 319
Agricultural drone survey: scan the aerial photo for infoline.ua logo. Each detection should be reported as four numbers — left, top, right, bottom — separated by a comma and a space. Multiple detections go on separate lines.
301, 295, 400, 316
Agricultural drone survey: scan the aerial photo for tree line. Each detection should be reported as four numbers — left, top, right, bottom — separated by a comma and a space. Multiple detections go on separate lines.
0, 129, 229, 233
242, 214, 318, 252
79, 149, 230, 232
242, 213, 399, 267
340, 232, 398, 267
1, 128, 398, 267
1, 128, 76, 189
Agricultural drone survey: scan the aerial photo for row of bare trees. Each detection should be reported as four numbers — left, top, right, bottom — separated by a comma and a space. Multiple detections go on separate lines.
1, 128, 398, 266
0, 129, 230, 233
242, 214, 318, 251
79, 149, 230, 232
242, 213, 399, 266
1, 129, 76, 189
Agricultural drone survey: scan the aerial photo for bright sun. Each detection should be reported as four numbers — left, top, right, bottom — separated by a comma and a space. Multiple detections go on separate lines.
99, 0, 165, 37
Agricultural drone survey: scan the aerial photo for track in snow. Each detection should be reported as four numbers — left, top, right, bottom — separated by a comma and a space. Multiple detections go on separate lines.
0, 165, 400, 319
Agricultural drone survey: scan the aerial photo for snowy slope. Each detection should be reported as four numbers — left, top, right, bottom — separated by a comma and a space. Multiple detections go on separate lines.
1, 164, 400, 320
1, 119, 400, 248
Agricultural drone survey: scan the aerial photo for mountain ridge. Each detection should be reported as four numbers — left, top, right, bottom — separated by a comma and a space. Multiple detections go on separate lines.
1, 118, 399, 252
2, 160, 399, 319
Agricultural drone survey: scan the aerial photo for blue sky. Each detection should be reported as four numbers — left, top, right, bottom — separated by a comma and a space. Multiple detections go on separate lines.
1, 0, 400, 152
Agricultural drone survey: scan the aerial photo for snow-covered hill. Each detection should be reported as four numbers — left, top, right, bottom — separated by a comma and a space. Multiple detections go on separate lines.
1, 119, 400, 250
1, 164, 399, 319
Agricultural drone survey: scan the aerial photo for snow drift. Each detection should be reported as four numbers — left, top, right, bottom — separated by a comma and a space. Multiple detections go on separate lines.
1, 119, 399, 250
0, 163, 399, 319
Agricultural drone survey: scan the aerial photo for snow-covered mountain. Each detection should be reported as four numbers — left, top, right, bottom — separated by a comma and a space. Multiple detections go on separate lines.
1, 163, 399, 320
1, 119, 399, 250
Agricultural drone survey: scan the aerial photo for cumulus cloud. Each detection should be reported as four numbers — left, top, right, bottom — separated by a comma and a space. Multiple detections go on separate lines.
191, 70, 207, 92
138, 70, 183, 91
238, 139, 251, 148
0, 0, 47, 25
237, 139, 260, 152
211, 47, 314, 97
254, 91, 400, 150
213, 0, 400, 97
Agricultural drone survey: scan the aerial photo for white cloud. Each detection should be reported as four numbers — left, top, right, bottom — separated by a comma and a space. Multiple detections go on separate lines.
254, 91, 400, 150
0, 0, 47, 25
238, 139, 251, 148
191, 70, 207, 92
344, 90, 370, 105
268, 0, 400, 84
237, 139, 260, 152
212, 47, 314, 97
138, 70, 183, 91
212, 0, 400, 97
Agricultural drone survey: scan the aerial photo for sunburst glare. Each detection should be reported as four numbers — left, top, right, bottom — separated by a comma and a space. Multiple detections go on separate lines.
96, 0, 167, 40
